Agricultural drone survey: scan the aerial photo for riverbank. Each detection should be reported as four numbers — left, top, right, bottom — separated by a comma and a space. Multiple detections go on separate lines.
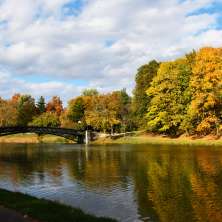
0, 133, 73, 143
0, 188, 116, 222
92, 132, 222, 146
1, 132, 222, 146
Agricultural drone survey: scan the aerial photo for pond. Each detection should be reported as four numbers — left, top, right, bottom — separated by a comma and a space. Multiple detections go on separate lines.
0, 143, 221, 222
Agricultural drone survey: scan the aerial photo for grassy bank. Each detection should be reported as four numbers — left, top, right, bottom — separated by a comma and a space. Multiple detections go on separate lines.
0, 188, 116, 222
0, 133, 73, 144
1, 132, 222, 146
92, 133, 222, 146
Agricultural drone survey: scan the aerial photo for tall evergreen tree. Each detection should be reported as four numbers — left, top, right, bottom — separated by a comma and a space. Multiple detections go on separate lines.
37, 96, 46, 114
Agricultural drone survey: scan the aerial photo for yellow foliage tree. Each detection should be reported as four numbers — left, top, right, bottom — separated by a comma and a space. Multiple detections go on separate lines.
185, 47, 222, 135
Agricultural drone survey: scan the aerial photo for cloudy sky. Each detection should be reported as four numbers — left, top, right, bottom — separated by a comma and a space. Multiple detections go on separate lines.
0, 0, 222, 103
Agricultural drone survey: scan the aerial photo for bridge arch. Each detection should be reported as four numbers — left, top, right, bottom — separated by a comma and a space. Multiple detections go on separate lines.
0, 127, 85, 143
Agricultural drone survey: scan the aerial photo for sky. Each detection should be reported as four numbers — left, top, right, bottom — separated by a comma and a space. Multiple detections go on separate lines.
0, 0, 222, 103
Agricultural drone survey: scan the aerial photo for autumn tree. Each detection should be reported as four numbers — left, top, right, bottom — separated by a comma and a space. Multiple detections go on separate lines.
85, 93, 121, 133
133, 60, 160, 128
0, 99, 18, 126
60, 109, 76, 129
46, 96, 63, 116
64, 94, 96, 130
146, 58, 192, 135
11, 94, 21, 104
184, 47, 222, 135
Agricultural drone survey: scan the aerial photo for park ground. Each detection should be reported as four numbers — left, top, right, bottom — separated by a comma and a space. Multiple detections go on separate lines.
0, 132, 222, 146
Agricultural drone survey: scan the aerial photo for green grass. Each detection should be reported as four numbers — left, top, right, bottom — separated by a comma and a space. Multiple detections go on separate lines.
1, 132, 222, 147
92, 133, 222, 146
0, 133, 73, 144
0, 188, 117, 222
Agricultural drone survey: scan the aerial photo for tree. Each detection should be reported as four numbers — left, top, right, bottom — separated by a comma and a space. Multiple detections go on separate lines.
60, 110, 86, 130
67, 97, 85, 122
146, 58, 192, 135
30, 112, 60, 127
60, 109, 76, 129
184, 47, 222, 135
85, 93, 120, 133
37, 96, 46, 114
82, 89, 99, 97
46, 96, 63, 116
11, 94, 21, 104
113, 89, 135, 132
0, 99, 18, 126
17, 95, 36, 126
133, 60, 160, 128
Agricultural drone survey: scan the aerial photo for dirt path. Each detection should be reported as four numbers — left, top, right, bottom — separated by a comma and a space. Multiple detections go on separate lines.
0, 206, 38, 222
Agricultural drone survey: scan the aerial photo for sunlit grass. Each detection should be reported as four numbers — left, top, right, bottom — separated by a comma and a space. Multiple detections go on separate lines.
92, 133, 222, 146
0, 133, 73, 143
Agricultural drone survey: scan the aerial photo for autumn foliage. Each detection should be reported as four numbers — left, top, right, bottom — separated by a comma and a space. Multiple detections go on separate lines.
145, 47, 222, 136
0, 47, 221, 136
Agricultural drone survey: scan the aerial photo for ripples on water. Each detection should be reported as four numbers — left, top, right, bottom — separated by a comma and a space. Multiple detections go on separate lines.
0, 143, 222, 222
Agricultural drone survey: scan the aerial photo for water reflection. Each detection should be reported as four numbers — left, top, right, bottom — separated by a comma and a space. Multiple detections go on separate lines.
0, 144, 222, 221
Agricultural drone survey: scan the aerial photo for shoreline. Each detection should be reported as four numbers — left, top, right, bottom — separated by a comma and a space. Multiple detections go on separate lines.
91, 133, 222, 146
0, 133, 222, 146
0, 188, 116, 222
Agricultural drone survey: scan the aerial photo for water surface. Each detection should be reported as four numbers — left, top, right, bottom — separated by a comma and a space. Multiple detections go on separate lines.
0, 143, 221, 222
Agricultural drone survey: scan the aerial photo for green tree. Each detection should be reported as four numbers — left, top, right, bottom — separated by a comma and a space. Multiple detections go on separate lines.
30, 112, 60, 127
146, 58, 192, 135
37, 96, 46, 114
82, 89, 99, 97
17, 95, 36, 126
67, 97, 85, 122
113, 89, 135, 132
133, 60, 160, 128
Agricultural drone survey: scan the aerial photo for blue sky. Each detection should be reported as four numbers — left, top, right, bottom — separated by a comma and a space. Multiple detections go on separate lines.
189, 1, 222, 28
0, 0, 222, 103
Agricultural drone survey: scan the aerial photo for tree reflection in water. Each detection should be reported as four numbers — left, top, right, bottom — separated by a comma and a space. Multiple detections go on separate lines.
0, 144, 221, 222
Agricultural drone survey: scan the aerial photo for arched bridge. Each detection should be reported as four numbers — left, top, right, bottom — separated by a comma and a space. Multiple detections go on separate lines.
0, 127, 86, 143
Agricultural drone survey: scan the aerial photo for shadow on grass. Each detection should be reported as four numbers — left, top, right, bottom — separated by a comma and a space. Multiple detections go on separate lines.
0, 189, 117, 222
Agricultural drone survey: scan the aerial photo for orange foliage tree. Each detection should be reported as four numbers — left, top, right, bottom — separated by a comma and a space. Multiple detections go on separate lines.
46, 96, 63, 116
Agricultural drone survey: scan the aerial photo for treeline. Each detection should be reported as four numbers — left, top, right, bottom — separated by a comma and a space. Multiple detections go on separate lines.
0, 89, 134, 133
0, 47, 221, 136
135, 47, 222, 136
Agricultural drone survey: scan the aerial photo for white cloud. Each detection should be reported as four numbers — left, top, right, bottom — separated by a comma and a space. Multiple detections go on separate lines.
0, 0, 221, 101
0, 70, 83, 104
